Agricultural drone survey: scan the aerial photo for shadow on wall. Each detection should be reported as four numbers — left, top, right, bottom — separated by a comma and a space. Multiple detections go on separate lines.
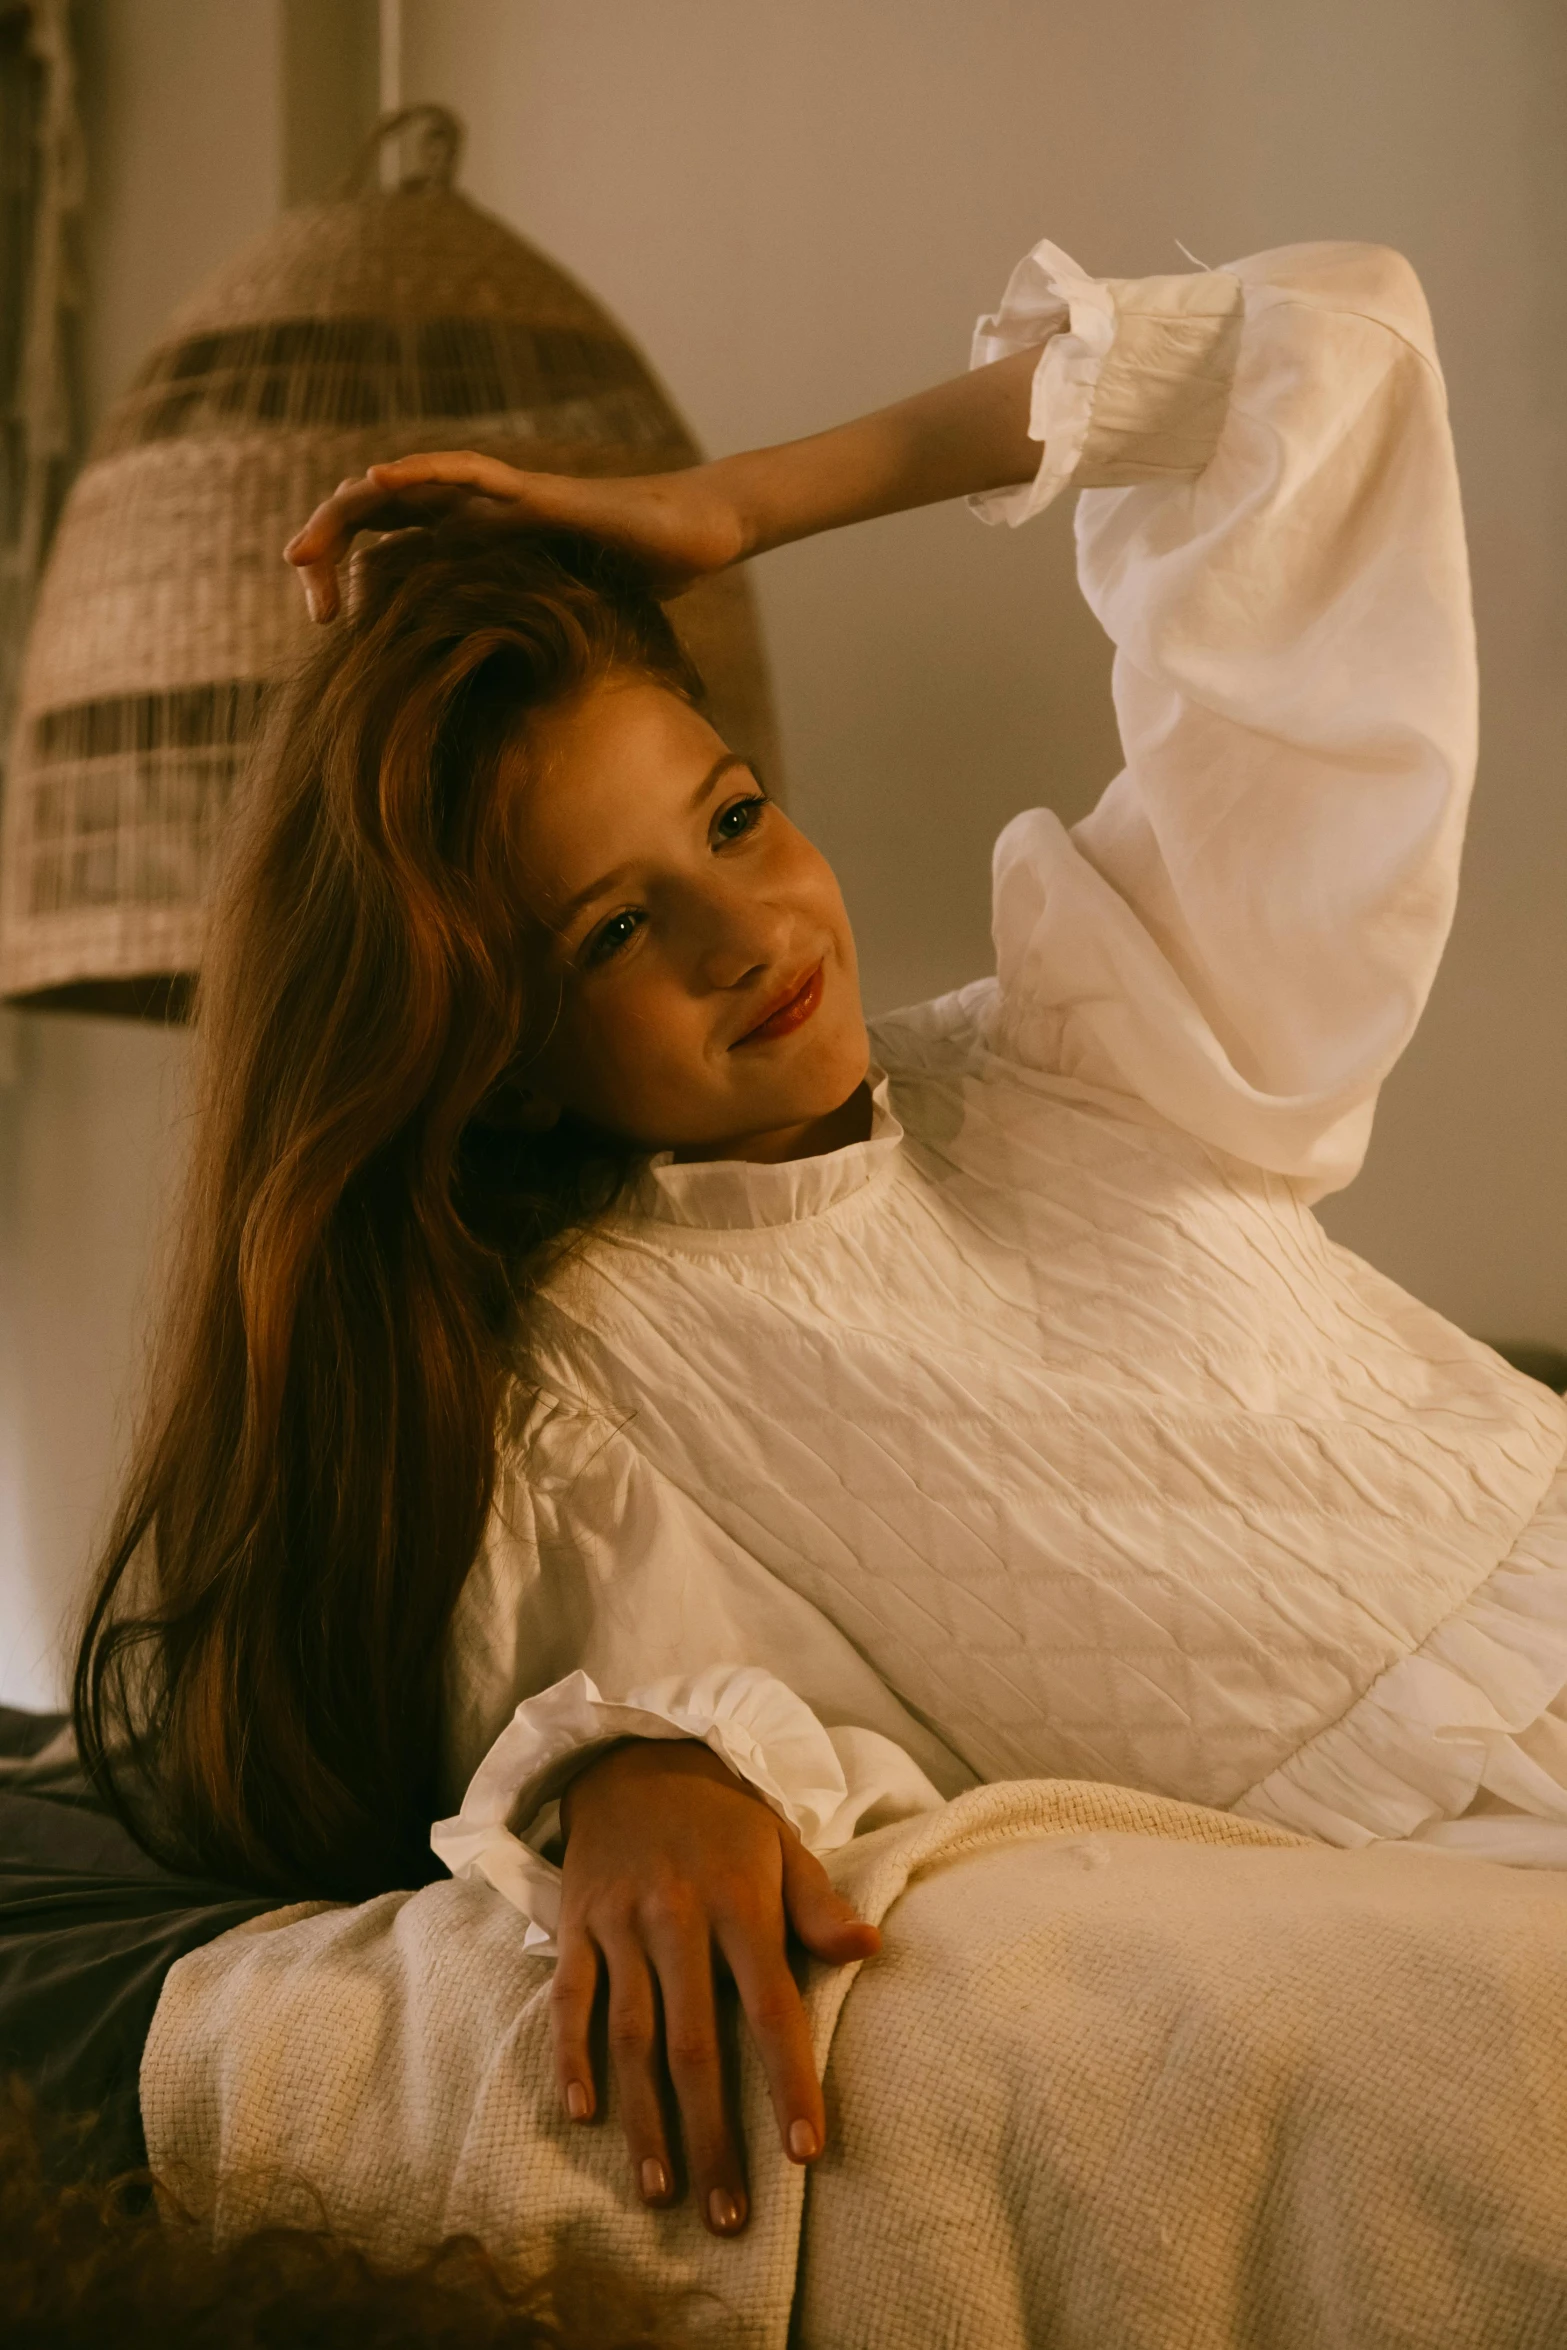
0, 1014, 189, 1710
1493, 1344, 1567, 1396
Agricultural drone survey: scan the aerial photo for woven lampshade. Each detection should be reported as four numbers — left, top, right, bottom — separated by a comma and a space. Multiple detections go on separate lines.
0, 106, 782, 1015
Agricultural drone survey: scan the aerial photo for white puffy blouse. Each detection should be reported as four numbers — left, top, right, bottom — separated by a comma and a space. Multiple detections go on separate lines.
434, 237, 1567, 1949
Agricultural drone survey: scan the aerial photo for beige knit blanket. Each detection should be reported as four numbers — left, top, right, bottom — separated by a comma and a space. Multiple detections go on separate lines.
141, 1781, 1567, 2347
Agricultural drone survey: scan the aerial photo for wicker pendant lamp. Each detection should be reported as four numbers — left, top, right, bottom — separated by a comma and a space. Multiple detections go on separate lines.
0, 106, 781, 1015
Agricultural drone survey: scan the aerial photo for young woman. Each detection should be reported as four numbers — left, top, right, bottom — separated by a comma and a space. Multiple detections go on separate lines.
80, 234, 1567, 2240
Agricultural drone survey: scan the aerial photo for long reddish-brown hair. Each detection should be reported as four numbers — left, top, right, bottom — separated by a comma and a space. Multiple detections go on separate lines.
73, 525, 703, 1897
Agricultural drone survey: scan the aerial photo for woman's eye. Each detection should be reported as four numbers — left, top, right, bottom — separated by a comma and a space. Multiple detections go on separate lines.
579, 792, 767, 966
713, 792, 769, 844
584, 908, 643, 966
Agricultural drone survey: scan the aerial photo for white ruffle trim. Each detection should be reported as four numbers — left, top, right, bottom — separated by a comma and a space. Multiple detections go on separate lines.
430, 1664, 939, 1956
967, 238, 1114, 529
623, 1065, 904, 1233
1236, 1457, 1567, 1866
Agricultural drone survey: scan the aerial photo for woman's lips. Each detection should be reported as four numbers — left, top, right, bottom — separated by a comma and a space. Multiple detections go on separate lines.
732, 962, 824, 1047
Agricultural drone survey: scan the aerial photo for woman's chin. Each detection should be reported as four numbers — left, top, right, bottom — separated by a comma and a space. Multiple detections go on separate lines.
756, 1037, 869, 1125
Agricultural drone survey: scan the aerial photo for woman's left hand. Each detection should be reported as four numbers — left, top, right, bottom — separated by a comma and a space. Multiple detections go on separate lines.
283, 452, 748, 622
552, 1736, 878, 2235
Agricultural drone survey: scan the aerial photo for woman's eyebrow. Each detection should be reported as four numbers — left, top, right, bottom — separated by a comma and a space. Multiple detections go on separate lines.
685, 749, 749, 811
553, 752, 752, 931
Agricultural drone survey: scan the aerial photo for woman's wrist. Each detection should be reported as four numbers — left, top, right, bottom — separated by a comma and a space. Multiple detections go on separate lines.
559, 1734, 741, 1841
558, 1736, 637, 1842
699, 449, 783, 566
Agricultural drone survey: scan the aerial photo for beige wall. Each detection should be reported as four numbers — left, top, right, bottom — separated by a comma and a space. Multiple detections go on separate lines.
401, 0, 1567, 1352
2, 0, 1563, 1704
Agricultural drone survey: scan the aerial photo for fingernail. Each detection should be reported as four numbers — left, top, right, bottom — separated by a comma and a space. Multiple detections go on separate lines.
788, 2119, 819, 2161
709, 2188, 743, 2233
564, 2081, 589, 2121
640, 2157, 668, 2201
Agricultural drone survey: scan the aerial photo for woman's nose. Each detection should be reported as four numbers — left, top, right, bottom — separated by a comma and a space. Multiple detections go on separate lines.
691, 883, 792, 992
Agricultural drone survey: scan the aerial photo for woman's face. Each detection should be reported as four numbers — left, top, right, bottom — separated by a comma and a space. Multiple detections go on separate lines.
509, 672, 870, 1162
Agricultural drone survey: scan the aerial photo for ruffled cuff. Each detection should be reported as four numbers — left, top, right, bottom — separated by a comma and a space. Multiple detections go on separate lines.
430, 1665, 940, 1956
968, 238, 1245, 529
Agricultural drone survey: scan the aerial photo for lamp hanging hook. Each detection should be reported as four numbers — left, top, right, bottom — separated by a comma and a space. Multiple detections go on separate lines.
337, 104, 465, 198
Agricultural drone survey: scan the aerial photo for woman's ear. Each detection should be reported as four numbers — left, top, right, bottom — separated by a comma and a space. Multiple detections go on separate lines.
476, 1079, 562, 1135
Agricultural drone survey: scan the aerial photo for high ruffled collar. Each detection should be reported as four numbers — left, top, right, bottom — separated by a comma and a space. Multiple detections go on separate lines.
615, 1065, 904, 1234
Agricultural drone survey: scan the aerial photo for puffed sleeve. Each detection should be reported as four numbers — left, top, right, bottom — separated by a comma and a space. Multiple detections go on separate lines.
972, 239, 1476, 1199
432, 1387, 960, 1954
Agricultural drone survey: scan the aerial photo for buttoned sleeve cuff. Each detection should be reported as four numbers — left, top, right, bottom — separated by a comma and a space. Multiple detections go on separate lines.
429, 1664, 944, 1956
968, 238, 1245, 528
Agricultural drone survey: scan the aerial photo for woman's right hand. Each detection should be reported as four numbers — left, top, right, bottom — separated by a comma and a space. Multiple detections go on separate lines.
283, 451, 749, 622
552, 1737, 880, 2237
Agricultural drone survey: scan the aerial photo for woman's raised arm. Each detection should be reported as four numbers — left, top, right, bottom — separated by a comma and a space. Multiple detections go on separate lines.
974, 239, 1477, 1197
283, 342, 1053, 619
